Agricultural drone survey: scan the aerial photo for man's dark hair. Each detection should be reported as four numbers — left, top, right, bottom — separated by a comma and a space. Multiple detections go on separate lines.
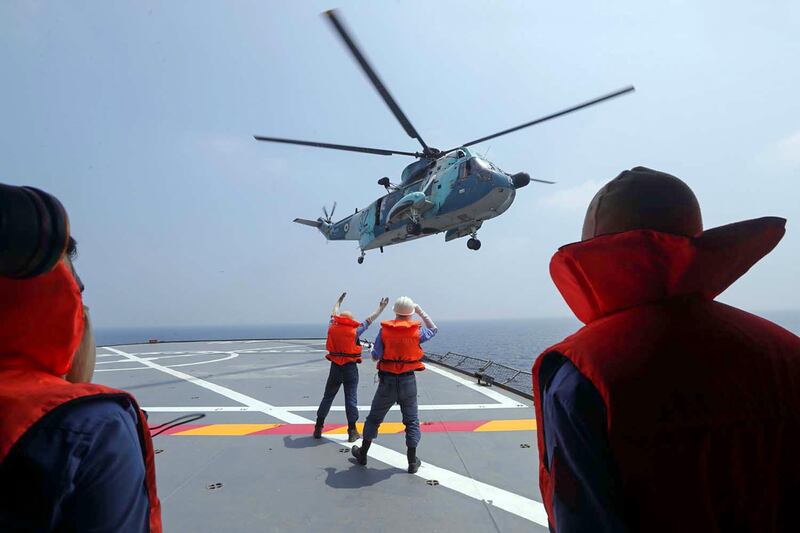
66, 237, 77, 261
65, 236, 84, 293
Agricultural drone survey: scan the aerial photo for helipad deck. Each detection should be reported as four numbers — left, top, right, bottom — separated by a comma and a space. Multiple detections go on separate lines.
97, 339, 548, 532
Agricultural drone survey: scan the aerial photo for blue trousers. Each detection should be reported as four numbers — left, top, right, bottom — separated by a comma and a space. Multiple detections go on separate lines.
316, 361, 359, 425
363, 372, 420, 448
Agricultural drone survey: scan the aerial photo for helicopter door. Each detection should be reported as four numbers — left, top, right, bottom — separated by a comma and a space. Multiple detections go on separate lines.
380, 190, 404, 227
374, 197, 383, 227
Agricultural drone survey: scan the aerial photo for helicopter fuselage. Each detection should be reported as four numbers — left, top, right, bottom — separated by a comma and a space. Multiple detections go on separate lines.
321, 147, 517, 251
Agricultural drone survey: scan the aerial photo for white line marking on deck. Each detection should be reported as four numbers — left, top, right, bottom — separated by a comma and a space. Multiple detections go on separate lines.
100, 344, 307, 355
105, 346, 546, 526
424, 364, 527, 408
141, 403, 527, 412
95, 339, 326, 373
96, 353, 202, 364
327, 433, 549, 526
95, 352, 239, 372
96, 351, 236, 364
104, 347, 307, 424
283, 403, 527, 412
230, 344, 313, 351
142, 406, 255, 412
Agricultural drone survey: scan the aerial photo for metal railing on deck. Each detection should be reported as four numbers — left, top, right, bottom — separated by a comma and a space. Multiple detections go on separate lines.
423, 351, 533, 400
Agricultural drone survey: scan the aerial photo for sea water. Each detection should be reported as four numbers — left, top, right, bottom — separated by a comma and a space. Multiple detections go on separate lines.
95, 311, 799, 371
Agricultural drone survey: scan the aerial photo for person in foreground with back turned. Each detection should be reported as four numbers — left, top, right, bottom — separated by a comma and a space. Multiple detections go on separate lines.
0, 183, 161, 532
351, 296, 437, 474
314, 292, 389, 443
532, 167, 800, 532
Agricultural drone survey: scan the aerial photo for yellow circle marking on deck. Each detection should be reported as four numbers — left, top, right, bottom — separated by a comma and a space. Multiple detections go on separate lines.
326, 422, 406, 434
324, 422, 364, 434
374, 422, 407, 434
474, 419, 537, 432
174, 423, 280, 436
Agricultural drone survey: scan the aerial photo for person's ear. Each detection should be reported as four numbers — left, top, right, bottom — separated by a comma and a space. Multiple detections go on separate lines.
65, 306, 96, 383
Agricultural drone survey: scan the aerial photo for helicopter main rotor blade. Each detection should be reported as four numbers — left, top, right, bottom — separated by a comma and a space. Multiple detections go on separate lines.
253, 135, 419, 157
324, 9, 431, 154
456, 86, 635, 149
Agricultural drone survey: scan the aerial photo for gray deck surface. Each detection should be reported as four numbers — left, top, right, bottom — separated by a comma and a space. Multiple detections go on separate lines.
96, 339, 548, 532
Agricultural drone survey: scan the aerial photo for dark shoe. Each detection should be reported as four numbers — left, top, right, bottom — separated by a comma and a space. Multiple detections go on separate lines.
351, 445, 367, 466
408, 457, 421, 474
313, 424, 323, 439
347, 428, 361, 443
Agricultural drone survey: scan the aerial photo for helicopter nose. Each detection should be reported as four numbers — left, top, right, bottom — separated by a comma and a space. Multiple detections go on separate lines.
489, 174, 516, 216
491, 173, 514, 189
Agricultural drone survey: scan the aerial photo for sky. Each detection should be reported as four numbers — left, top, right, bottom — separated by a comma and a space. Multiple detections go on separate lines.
1, 1, 799, 328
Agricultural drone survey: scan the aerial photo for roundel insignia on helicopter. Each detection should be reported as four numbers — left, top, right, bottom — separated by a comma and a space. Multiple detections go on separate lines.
256, 9, 634, 263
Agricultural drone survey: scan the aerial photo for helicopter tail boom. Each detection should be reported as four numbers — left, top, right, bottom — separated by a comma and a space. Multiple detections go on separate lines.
294, 217, 334, 240
293, 218, 323, 228
294, 212, 360, 242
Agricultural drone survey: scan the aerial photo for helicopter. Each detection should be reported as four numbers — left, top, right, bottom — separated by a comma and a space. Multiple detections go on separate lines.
255, 10, 634, 264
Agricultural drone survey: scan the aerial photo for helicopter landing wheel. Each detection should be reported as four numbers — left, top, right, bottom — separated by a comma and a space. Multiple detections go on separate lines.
406, 222, 422, 236
357, 256, 364, 264
467, 238, 481, 251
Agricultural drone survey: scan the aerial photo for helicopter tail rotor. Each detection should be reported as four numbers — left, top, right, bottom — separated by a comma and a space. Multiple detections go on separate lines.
322, 202, 338, 224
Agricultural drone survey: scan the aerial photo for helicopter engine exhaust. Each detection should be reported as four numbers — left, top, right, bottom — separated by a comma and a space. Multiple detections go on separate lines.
511, 172, 531, 189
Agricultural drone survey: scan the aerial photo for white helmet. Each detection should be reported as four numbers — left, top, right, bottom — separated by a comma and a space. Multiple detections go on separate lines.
393, 296, 415, 316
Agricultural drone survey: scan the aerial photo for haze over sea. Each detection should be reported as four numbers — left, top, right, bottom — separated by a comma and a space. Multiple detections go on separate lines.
96, 311, 800, 371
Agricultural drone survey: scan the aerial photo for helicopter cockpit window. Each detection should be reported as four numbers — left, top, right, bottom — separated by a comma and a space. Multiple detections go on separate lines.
467, 157, 494, 181
473, 158, 492, 171
458, 161, 469, 179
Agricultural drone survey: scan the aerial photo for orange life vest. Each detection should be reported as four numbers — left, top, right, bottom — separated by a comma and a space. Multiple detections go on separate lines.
0, 370, 163, 533
378, 319, 425, 374
326, 315, 363, 365
0, 263, 162, 532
